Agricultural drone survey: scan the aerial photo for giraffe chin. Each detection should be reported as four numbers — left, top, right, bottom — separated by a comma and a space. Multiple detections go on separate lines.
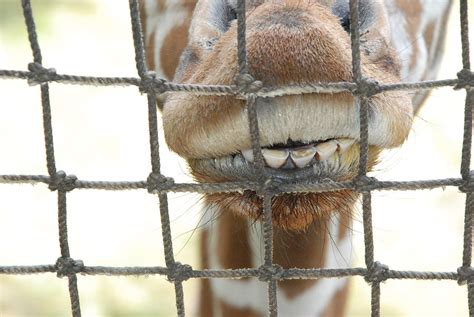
205, 190, 359, 231
189, 146, 380, 231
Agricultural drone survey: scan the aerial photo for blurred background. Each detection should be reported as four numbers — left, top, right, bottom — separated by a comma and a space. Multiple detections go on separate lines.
0, 0, 472, 316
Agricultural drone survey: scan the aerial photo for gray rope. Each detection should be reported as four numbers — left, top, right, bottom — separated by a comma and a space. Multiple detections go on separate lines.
0, 265, 56, 274
460, 88, 473, 181
350, 0, 362, 82
247, 94, 267, 179
20, 1, 82, 316
57, 190, 81, 317
371, 282, 381, 317
236, 1, 279, 314
20, 2, 57, 178
21, 0, 41, 64
262, 193, 278, 316
129, 0, 187, 315
173, 280, 186, 317
349, 1, 381, 316
57, 191, 71, 257
0, 175, 469, 194
236, 0, 248, 76
1, 264, 462, 281
463, 192, 474, 268
128, 0, 147, 78
39, 83, 57, 177
0, 68, 468, 98
67, 275, 81, 317
460, 0, 471, 71
469, 283, 474, 316
362, 193, 375, 266
459, 1, 474, 316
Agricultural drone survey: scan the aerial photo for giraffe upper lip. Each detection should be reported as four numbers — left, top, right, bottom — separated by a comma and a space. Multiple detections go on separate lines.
163, 90, 413, 160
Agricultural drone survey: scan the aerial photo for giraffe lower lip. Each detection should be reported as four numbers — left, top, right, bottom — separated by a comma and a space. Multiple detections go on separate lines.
197, 145, 371, 231
190, 157, 327, 182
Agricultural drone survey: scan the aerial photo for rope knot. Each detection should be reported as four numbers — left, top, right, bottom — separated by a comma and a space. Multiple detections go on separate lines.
460, 177, 474, 193
139, 71, 167, 94
147, 172, 175, 193
365, 262, 389, 284
354, 78, 381, 97
455, 69, 474, 89
258, 264, 284, 282
235, 74, 263, 93
28, 62, 57, 86
458, 266, 474, 285
49, 171, 77, 192
167, 262, 193, 282
55, 257, 84, 278
354, 176, 378, 192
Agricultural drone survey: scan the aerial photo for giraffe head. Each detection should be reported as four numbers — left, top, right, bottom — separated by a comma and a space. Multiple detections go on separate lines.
162, 0, 413, 230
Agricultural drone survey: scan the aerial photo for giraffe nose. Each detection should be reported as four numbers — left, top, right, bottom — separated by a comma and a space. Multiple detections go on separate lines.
244, 4, 353, 86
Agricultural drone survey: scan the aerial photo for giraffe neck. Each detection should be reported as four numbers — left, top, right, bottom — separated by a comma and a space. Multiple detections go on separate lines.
200, 204, 353, 317
385, 0, 452, 109
141, 0, 196, 79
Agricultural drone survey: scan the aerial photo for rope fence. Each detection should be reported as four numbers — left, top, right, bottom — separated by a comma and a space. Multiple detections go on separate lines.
0, 0, 473, 316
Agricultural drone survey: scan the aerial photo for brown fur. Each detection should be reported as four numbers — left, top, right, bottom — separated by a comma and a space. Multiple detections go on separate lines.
164, 1, 412, 159
202, 205, 352, 316
274, 219, 338, 299
200, 230, 215, 317
156, 0, 165, 11
146, 30, 156, 71
216, 210, 253, 270
161, 23, 191, 79
220, 302, 262, 317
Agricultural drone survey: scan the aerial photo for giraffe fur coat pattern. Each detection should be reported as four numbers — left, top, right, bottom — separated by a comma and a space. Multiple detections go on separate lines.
139, 0, 453, 316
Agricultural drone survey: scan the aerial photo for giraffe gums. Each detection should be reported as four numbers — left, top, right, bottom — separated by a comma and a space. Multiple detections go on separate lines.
140, 0, 453, 315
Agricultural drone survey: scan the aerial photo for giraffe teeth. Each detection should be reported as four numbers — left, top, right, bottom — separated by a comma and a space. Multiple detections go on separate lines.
315, 140, 338, 161
240, 138, 356, 168
290, 146, 317, 168
241, 149, 254, 162
335, 138, 355, 153
262, 149, 289, 168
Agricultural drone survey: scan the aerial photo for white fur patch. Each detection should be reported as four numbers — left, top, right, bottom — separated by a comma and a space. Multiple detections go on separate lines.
206, 205, 352, 317
420, 0, 451, 80
384, 0, 413, 81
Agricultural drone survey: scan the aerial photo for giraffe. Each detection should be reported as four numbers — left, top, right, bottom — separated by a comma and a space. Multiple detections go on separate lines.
139, 0, 453, 316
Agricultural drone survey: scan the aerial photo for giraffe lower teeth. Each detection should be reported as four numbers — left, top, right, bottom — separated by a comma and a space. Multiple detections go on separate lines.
262, 148, 289, 168
291, 146, 317, 168
240, 138, 356, 169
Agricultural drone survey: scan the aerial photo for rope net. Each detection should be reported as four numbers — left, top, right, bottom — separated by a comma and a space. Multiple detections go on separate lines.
0, 0, 473, 316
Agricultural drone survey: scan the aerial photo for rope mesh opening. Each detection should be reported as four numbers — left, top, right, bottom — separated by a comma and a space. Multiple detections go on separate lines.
0, 0, 473, 316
